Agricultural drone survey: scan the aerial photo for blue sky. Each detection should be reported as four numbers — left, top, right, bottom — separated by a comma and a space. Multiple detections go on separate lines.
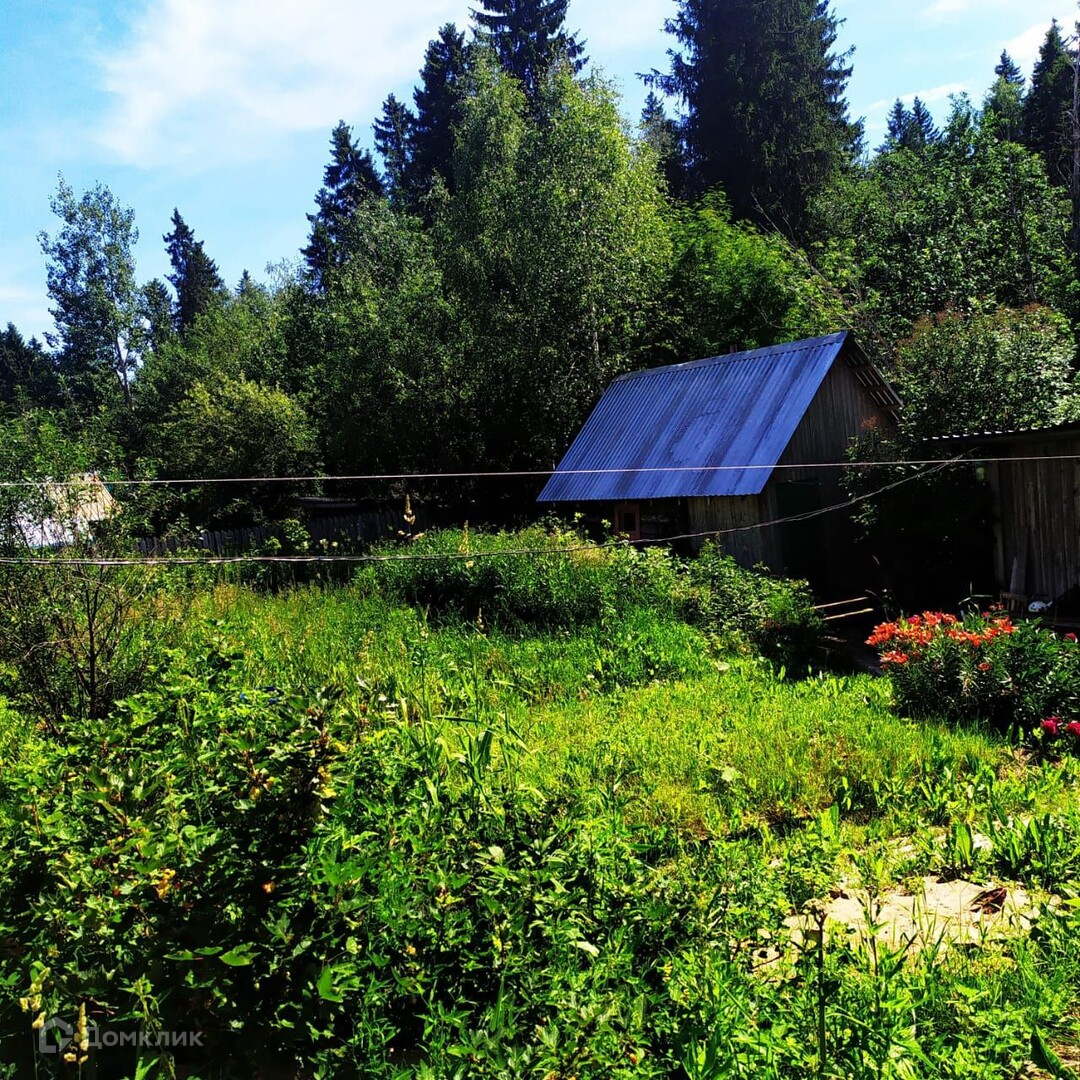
0, 0, 1075, 341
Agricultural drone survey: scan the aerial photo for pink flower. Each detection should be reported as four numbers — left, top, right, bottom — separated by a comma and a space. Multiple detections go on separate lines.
1067, 633, 1078, 643
1043, 718, 1061, 736
1067, 721, 1080, 737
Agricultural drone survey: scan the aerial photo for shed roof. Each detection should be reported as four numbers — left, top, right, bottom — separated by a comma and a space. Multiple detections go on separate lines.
924, 421, 1080, 447
13, 473, 119, 549
539, 332, 887, 502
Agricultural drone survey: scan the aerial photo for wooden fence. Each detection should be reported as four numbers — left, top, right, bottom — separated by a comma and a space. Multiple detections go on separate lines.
135, 509, 417, 557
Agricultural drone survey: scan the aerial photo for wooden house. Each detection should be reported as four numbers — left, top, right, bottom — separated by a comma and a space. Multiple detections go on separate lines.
538, 332, 899, 590
929, 423, 1080, 606
13, 473, 119, 549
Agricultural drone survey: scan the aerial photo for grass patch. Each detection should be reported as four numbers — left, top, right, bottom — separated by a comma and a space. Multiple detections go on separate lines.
1, 576, 1080, 1077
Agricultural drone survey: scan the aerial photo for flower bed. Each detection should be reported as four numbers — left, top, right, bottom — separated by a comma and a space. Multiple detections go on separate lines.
867, 611, 1080, 734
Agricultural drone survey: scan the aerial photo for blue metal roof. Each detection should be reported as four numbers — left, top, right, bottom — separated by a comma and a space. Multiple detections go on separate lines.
538, 332, 851, 502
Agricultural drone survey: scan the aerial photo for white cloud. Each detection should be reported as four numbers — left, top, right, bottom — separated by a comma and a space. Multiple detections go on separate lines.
96, 0, 671, 169
97, 0, 471, 167
921, 0, 1016, 22
865, 81, 968, 115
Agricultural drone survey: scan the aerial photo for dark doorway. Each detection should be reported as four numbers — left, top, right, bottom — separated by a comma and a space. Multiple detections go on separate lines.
614, 501, 641, 541
775, 481, 827, 583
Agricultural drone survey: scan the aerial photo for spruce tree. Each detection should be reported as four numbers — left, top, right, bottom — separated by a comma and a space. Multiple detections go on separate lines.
995, 50, 1024, 86
885, 99, 909, 146
412, 24, 471, 203
163, 210, 226, 334
1022, 21, 1073, 185
0, 323, 59, 411
373, 95, 417, 208
985, 54, 1025, 144
472, 0, 585, 102
881, 98, 936, 152
908, 98, 938, 147
640, 92, 688, 196
303, 121, 384, 288
650, 0, 860, 238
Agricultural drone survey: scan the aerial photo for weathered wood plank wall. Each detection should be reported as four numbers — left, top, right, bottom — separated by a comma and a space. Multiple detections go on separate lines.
992, 437, 1080, 600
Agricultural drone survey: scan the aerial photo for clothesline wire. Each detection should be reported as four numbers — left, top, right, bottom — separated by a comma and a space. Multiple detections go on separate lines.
0, 456, 954, 568
0, 451, 1067, 488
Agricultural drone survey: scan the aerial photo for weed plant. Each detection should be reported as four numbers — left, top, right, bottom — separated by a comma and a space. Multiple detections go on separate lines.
1, 538, 1080, 1076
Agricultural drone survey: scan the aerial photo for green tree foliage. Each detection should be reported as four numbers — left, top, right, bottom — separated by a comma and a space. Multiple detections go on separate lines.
640, 91, 687, 197
883, 97, 938, 151
301, 65, 672, 483
473, 0, 585, 103
984, 76, 1025, 144
136, 277, 293, 432
139, 278, 176, 366
411, 24, 471, 204
437, 65, 671, 468
303, 122, 385, 289
38, 178, 147, 410
159, 376, 318, 525
814, 99, 1078, 347
664, 193, 844, 360
0, 324, 59, 412
847, 303, 1080, 604
894, 305, 1079, 439
1022, 20, 1073, 187
291, 198, 463, 477
375, 26, 473, 215
986, 50, 1026, 145
163, 209, 227, 334
373, 94, 417, 207
651, 0, 860, 238
997, 49, 1025, 86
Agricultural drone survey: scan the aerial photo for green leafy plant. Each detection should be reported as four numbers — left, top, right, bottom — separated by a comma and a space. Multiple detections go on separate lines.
869, 609, 1080, 731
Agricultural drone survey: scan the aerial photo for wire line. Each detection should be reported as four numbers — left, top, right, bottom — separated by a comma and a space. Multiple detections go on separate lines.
0, 457, 953, 567
0, 451, 1069, 488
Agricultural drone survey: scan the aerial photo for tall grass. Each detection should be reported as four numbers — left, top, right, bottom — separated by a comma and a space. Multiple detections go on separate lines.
2, 550, 1080, 1077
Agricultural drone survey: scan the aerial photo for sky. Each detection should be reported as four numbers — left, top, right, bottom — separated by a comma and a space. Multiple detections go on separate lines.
0, 0, 1076, 342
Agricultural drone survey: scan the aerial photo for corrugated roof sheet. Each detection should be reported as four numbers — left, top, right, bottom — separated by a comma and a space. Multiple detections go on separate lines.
538, 332, 851, 502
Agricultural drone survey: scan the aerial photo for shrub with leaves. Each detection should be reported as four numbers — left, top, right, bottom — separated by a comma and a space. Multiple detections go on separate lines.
358, 524, 681, 631
868, 610, 1080, 731
0, 639, 758, 1078
683, 540, 822, 664
0, 419, 184, 728
362, 527, 820, 668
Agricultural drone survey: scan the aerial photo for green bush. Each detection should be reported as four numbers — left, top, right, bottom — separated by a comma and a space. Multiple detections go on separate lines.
0, 556, 184, 730
0, 643, 740, 1078
868, 610, 1080, 731
357, 523, 680, 630
360, 527, 821, 668
682, 540, 822, 664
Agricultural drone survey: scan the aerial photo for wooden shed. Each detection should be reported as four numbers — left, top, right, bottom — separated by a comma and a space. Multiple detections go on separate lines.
538, 332, 899, 591
929, 423, 1080, 606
